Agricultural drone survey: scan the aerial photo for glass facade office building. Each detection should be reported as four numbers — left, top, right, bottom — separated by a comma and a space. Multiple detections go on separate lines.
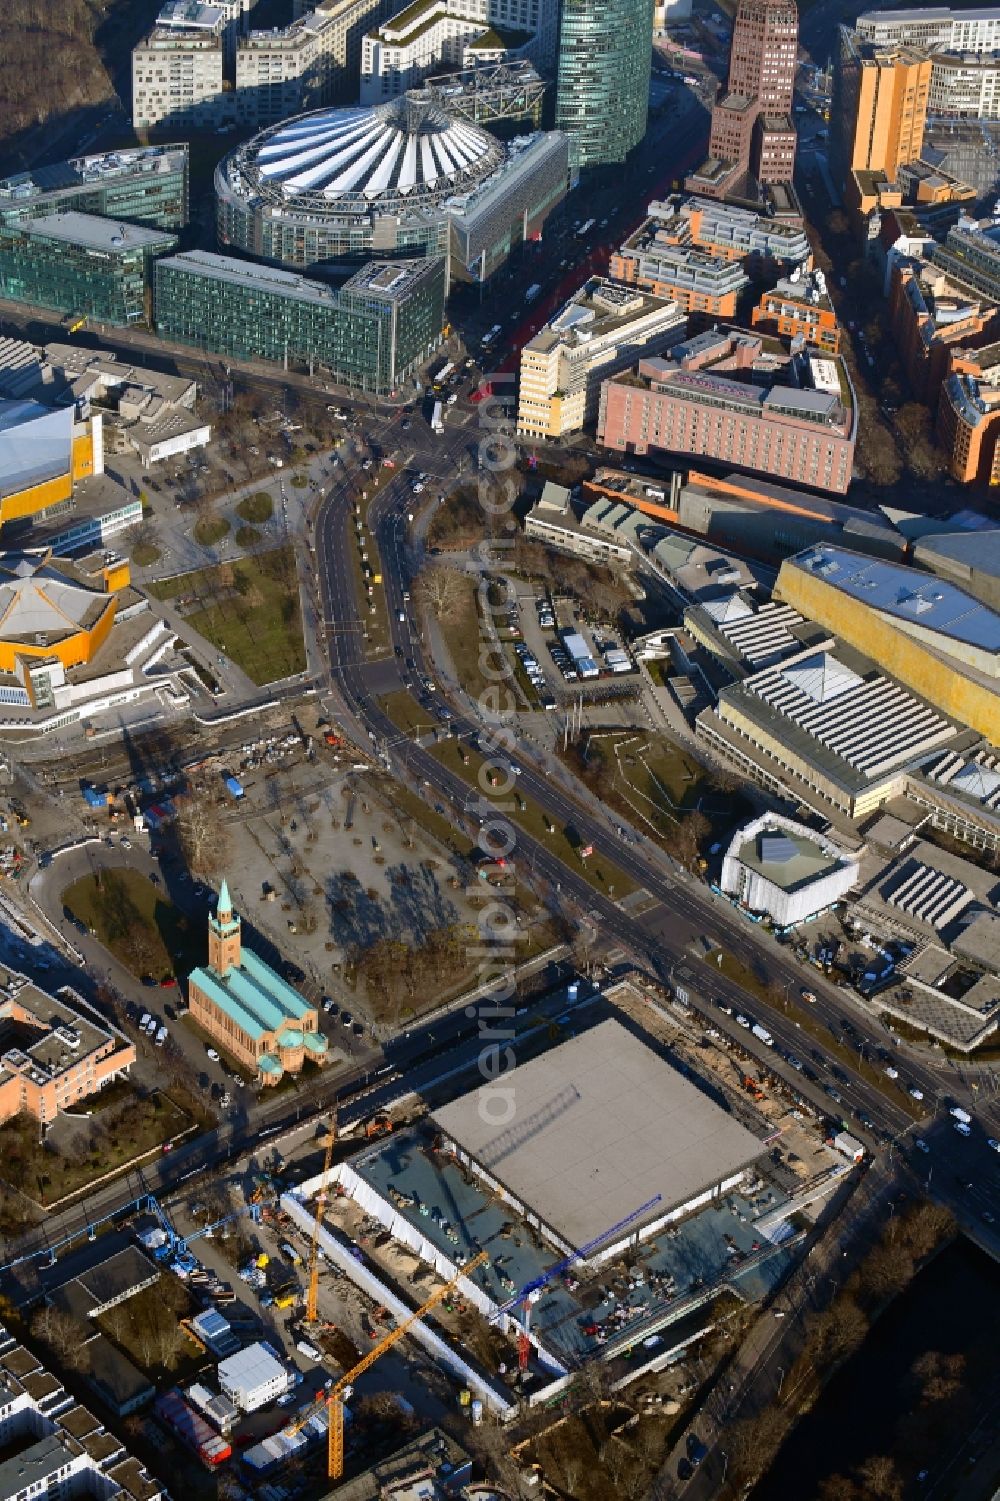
555, 0, 654, 168
0, 146, 189, 232
0, 213, 177, 326
153, 251, 445, 391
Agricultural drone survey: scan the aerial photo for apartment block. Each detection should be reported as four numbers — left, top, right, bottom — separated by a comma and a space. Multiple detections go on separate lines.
0, 1326, 163, 1501
236, 8, 351, 123
0, 973, 135, 1127
135, 0, 390, 130
516, 278, 685, 438
933, 216, 1000, 303
609, 210, 750, 315
361, 0, 549, 102
888, 256, 996, 404
856, 7, 1000, 52
630, 196, 811, 272
132, 16, 227, 131
751, 268, 841, 353
928, 49, 1000, 120
598, 333, 855, 494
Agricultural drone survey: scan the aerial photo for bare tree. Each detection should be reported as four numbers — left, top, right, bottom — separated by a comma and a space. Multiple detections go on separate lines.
31, 1306, 89, 1369
671, 809, 711, 870
101, 1300, 131, 1345
855, 1455, 903, 1501
177, 793, 231, 879
154, 1319, 182, 1369
413, 563, 469, 623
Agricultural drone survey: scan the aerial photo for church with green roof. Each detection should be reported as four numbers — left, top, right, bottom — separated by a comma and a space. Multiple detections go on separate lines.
187, 881, 328, 1084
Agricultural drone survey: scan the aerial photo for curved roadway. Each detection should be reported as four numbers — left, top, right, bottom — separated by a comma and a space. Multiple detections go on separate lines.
315, 406, 1000, 1233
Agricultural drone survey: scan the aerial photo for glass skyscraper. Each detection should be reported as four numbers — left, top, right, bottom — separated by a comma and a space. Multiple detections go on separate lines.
555, 0, 654, 169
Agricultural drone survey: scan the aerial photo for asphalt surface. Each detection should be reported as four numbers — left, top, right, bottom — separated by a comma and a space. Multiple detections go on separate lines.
311, 391, 1000, 1263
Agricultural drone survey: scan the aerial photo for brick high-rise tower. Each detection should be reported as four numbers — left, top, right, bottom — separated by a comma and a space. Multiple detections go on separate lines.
690, 0, 799, 199
725, 0, 797, 114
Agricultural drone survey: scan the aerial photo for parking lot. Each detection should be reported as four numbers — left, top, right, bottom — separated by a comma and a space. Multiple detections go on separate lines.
504, 583, 638, 702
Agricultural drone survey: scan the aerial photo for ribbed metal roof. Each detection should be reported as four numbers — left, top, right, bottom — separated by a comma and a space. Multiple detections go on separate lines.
245, 96, 500, 205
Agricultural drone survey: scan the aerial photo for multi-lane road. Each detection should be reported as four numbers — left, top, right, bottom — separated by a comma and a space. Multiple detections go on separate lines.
312, 396, 1000, 1250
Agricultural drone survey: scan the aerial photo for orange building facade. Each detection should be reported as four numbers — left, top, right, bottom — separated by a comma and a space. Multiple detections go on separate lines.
0, 986, 135, 1128
751, 277, 841, 353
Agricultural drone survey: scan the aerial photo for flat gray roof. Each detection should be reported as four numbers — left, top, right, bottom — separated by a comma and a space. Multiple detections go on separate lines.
22, 212, 173, 253
432, 1018, 765, 1252
157, 249, 341, 307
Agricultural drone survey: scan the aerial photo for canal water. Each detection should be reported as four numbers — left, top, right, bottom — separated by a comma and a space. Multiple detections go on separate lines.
753, 1236, 1000, 1499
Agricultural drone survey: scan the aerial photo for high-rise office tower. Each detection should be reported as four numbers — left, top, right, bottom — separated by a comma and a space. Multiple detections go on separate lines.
832, 28, 931, 194
555, 0, 654, 169
692, 0, 798, 199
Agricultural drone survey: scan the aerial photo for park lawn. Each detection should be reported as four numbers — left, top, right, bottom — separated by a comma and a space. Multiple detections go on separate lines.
63, 867, 205, 981
148, 544, 306, 684
236, 491, 274, 524
132, 543, 161, 567
430, 740, 638, 899
562, 731, 751, 846
193, 515, 230, 547
0, 1091, 192, 1206
435, 574, 494, 703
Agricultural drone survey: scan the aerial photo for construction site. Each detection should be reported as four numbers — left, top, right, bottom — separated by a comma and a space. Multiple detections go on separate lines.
0, 976, 862, 1496
281, 994, 858, 1426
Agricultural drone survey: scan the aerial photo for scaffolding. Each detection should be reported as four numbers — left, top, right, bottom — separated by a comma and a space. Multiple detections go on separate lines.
423, 60, 547, 128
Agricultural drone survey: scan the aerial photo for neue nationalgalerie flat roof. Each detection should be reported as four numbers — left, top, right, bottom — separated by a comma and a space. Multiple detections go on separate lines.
432, 1018, 766, 1253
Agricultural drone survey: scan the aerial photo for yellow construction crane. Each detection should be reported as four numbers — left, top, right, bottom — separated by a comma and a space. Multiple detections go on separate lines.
305, 1114, 337, 1324
292, 1249, 488, 1481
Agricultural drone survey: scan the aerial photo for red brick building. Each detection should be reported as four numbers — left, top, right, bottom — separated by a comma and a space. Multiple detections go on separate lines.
693, 0, 799, 197
598, 353, 855, 494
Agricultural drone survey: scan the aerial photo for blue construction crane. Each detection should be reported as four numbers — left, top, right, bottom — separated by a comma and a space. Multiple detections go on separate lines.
491, 1193, 664, 1369
142, 1193, 181, 1260
141, 1195, 261, 1264
177, 1202, 261, 1255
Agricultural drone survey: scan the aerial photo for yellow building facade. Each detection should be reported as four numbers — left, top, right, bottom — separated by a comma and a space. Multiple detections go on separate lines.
777, 556, 1000, 746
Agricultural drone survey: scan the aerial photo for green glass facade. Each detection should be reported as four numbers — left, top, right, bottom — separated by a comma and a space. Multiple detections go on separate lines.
555, 0, 654, 169
0, 214, 177, 326
0, 146, 189, 232
153, 251, 445, 392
